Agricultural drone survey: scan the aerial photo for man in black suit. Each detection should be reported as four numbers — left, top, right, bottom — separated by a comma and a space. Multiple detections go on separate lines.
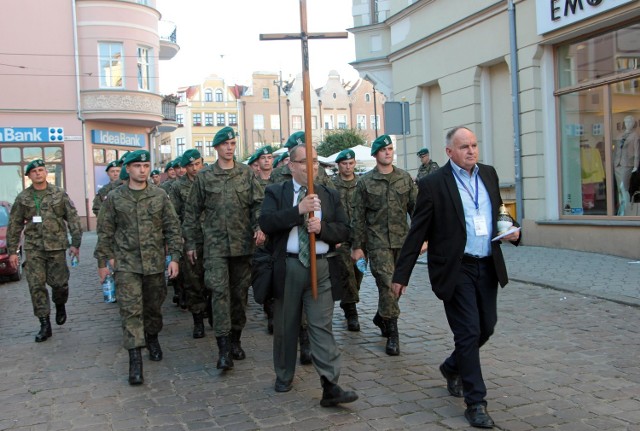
259, 145, 358, 407
392, 126, 520, 429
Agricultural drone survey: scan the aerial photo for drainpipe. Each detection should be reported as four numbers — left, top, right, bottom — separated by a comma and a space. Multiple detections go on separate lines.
71, 0, 91, 229
508, 0, 523, 223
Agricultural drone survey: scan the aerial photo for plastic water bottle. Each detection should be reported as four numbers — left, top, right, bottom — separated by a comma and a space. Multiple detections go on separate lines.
102, 274, 116, 303
355, 257, 367, 274
71, 255, 79, 267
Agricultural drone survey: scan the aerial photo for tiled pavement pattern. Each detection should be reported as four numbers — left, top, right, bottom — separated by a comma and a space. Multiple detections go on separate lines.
0, 233, 638, 430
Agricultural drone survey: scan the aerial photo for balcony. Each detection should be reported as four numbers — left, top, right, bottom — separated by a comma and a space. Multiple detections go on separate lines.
81, 90, 164, 127
157, 95, 179, 132
159, 21, 179, 60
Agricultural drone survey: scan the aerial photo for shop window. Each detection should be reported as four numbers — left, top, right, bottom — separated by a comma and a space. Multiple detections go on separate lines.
93, 149, 105, 164
104, 149, 118, 163
2, 147, 21, 163
23, 147, 43, 162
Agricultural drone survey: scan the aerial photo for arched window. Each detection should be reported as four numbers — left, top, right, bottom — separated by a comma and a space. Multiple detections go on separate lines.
204, 89, 213, 102
365, 93, 371, 102
215, 89, 224, 102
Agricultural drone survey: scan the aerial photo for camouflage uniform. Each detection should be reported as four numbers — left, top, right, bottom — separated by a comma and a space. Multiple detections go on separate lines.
7, 183, 83, 317
182, 162, 263, 337
159, 178, 175, 196
170, 174, 206, 314
92, 180, 123, 216
269, 163, 335, 188
351, 166, 417, 319
159, 177, 183, 302
94, 184, 182, 350
416, 160, 440, 181
331, 175, 363, 306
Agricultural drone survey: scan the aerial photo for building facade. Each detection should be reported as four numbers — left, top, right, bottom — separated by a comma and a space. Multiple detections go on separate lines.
0, 0, 179, 230
350, 0, 640, 258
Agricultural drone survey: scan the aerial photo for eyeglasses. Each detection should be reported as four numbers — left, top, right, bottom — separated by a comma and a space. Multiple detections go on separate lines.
291, 159, 319, 166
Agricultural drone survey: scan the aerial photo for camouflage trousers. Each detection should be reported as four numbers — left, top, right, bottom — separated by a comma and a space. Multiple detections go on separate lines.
182, 244, 207, 314
369, 248, 401, 319
336, 245, 363, 306
114, 271, 167, 350
25, 249, 70, 318
204, 255, 251, 337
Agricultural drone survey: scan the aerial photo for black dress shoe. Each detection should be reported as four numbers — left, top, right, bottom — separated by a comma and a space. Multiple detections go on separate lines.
465, 403, 495, 429
274, 378, 292, 393
320, 377, 358, 407
439, 363, 463, 397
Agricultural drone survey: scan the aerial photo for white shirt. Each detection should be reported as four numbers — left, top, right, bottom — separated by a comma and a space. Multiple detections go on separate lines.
286, 179, 330, 254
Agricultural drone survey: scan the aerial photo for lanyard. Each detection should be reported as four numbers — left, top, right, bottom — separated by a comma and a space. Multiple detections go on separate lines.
33, 193, 42, 216
452, 168, 479, 210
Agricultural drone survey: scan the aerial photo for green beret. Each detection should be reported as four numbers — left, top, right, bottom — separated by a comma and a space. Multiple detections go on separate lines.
335, 149, 355, 163
151, 169, 161, 176
285, 131, 305, 149
118, 151, 130, 165
180, 149, 202, 167
122, 150, 150, 166
213, 127, 236, 147
164, 161, 174, 172
371, 134, 393, 155
273, 152, 289, 168
105, 160, 119, 172
417, 148, 430, 157
247, 153, 259, 165
172, 157, 182, 167
25, 159, 45, 176
256, 145, 274, 156
119, 167, 129, 181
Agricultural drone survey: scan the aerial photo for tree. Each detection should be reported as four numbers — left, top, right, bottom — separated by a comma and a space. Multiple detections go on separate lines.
316, 128, 367, 157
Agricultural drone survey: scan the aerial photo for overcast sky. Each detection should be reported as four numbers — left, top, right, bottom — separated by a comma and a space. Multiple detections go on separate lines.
156, 0, 359, 94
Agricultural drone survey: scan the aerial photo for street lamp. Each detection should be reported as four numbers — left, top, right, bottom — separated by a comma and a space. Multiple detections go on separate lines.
274, 71, 292, 145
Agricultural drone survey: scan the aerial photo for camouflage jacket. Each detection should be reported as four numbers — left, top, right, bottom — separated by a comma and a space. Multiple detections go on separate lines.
416, 160, 440, 181
182, 161, 264, 258
269, 163, 335, 189
331, 175, 358, 223
94, 184, 182, 274
92, 180, 122, 216
351, 166, 417, 251
170, 175, 204, 245
159, 178, 175, 195
7, 183, 83, 253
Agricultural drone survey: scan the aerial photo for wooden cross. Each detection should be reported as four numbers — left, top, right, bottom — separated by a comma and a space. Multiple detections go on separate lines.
260, 0, 348, 299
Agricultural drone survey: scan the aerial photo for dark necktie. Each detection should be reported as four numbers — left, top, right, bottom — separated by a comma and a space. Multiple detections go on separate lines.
296, 186, 310, 267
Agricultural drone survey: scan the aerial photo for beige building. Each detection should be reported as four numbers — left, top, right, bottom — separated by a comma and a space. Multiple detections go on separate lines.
350, 0, 640, 258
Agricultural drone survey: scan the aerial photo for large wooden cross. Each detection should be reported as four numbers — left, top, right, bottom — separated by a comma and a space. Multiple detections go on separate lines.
260, 0, 348, 299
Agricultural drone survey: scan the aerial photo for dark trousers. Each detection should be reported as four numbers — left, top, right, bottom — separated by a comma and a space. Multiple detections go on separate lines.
442, 258, 498, 405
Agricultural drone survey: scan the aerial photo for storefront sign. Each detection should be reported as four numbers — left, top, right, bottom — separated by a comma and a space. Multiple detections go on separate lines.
0, 127, 64, 143
91, 130, 145, 147
536, 0, 635, 35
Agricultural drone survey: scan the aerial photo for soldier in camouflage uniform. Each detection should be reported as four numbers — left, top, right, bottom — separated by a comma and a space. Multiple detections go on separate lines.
270, 131, 334, 188
159, 160, 177, 194
7, 159, 83, 343
255, 145, 274, 187
351, 135, 417, 356
150, 169, 162, 186
95, 150, 182, 385
331, 149, 363, 332
247, 152, 261, 176
272, 151, 289, 170
416, 147, 440, 181
92, 160, 123, 216
182, 127, 265, 371
170, 149, 208, 339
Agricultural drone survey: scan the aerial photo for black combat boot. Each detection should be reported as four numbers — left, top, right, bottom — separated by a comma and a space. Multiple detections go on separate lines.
385, 318, 400, 356
373, 311, 389, 337
145, 332, 163, 361
299, 326, 312, 365
35, 316, 52, 343
216, 336, 234, 370
192, 312, 205, 339
128, 347, 144, 385
341, 303, 360, 332
320, 376, 359, 407
230, 330, 246, 360
55, 304, 67, 325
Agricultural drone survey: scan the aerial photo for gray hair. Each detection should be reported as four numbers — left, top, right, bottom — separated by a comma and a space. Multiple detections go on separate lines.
445, 126, 473, 148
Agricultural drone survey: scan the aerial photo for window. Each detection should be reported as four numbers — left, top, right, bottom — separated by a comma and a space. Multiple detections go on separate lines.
176, 113, 184, 126
365, 93, 371, 102
324, 115, 334, 130
137, 47, 152, 91
99, 42, 124, 88
193, 113, 201, 126
357, 114, 367, 130
215, 89, 223, 102
228, 113, 237, 126
263, 88, 270, 99
205, 140, 214, 157
176, 138, 185, 156
370, 115, 380, 130
195, 141, 203, 150
0, 146, 65, 201
271, 115, 280, 130
205, 113, 214, 126
178, 92, 186, 102
204, 89, 213, 102
292, 115, 302, 130
338, 114, 347, 129
217, 113, 225, 126
254, 114, 265, 130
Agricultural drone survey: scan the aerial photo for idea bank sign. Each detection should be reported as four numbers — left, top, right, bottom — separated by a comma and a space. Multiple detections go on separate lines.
536, 0, 636, 34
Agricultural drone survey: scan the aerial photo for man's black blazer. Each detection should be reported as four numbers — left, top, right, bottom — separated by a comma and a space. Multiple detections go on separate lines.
259, 180, 349, 300
393, 161, 520, 301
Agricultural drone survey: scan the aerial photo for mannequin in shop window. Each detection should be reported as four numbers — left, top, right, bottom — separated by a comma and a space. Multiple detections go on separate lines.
580, 140, 605, 210
614, 115, 640, 214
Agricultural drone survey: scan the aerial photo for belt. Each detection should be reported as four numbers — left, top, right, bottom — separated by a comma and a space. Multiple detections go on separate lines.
462, 254, 492, 264
286, 252, 328, 259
